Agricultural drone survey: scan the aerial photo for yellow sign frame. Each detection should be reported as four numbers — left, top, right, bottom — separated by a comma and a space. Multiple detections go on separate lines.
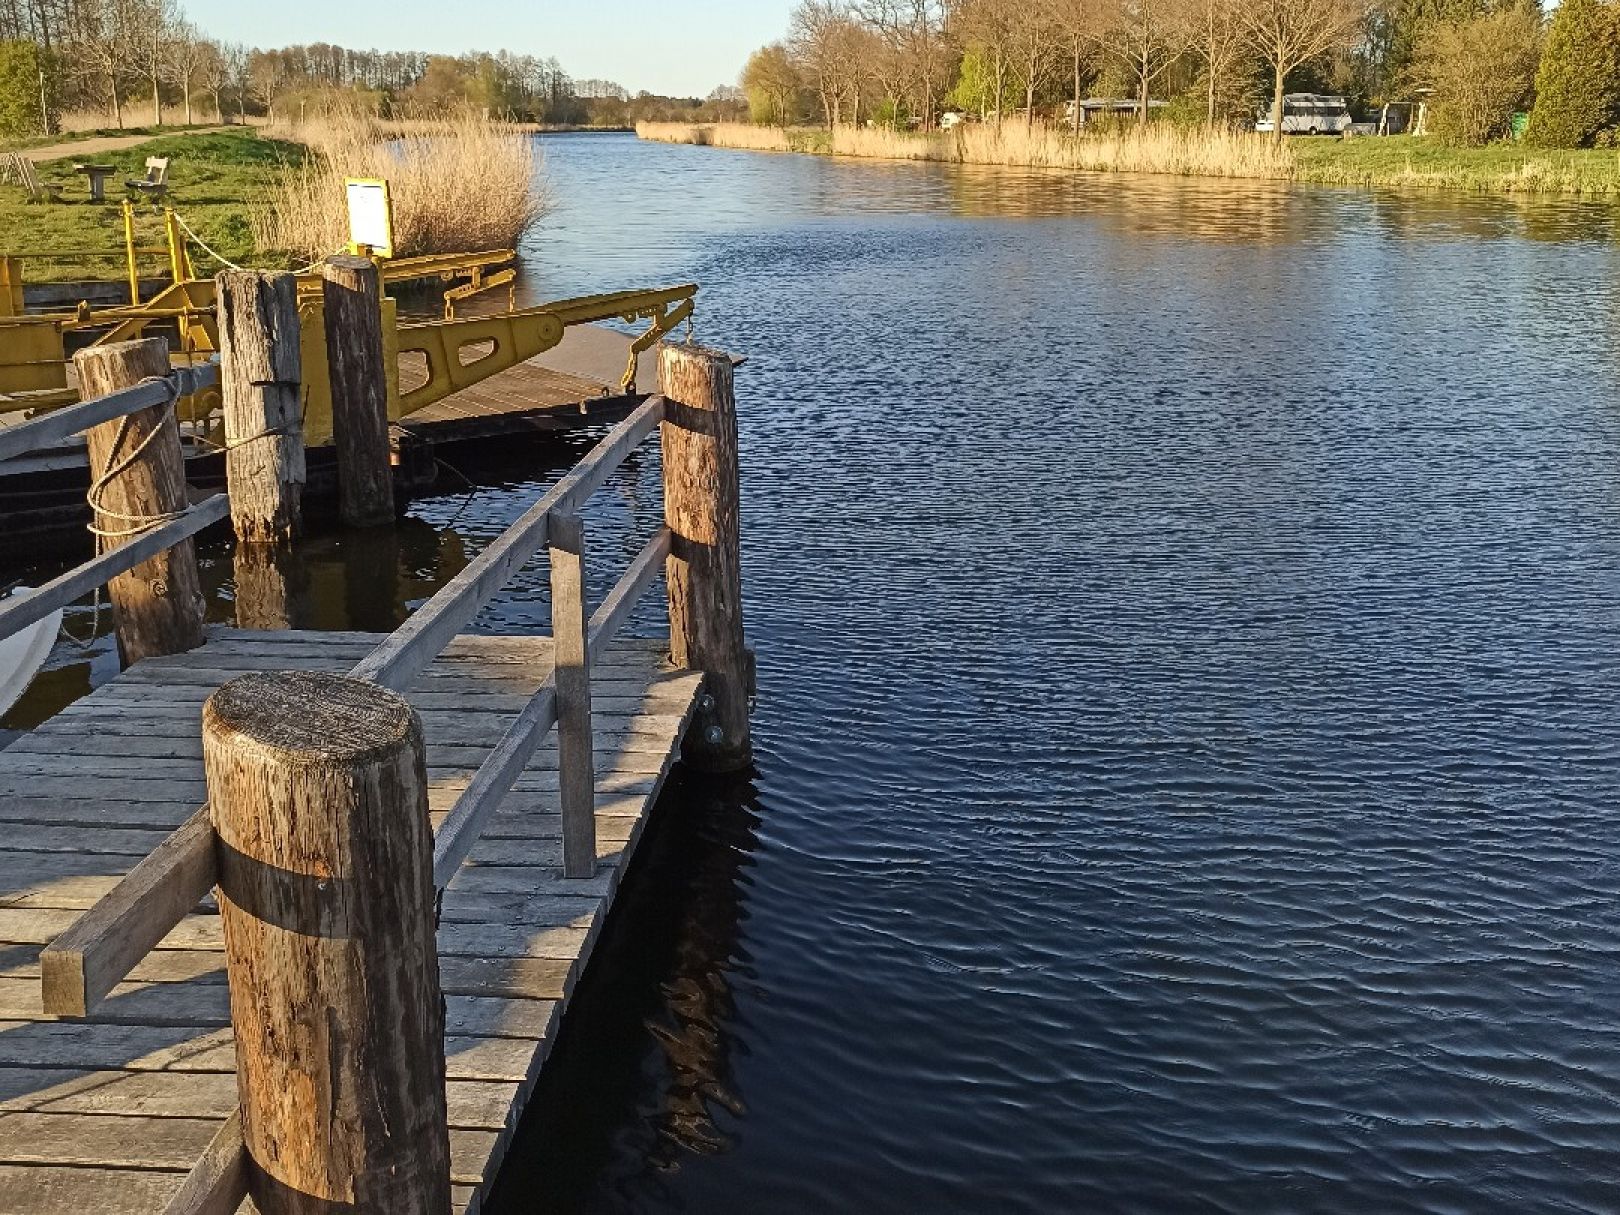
345, 178, 395, 259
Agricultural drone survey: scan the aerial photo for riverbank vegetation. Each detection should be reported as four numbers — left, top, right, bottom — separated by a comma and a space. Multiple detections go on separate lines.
640, 119, 1620, 195
1, 111, 551, 281
685, 0, 1620, 197
255, 112, 551, 261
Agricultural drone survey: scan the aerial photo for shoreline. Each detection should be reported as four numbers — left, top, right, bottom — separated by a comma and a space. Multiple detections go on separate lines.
636, 121, 1620, 199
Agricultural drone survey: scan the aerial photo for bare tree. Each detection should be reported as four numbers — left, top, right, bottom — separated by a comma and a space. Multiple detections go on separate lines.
221, 41, 249, 122
1042, 0, 1104, 132
132, 0, 176, 124
69, 0, 138, 127
1006, 3, 1059, 129
162, 16, 209, 123
1235, 0, 1364, 140
790, 0, 867, 126
1095, 0, 1189, 124
854, 0, 950, 128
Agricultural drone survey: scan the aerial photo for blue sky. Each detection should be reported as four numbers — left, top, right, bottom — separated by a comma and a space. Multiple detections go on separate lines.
181, 0, 795, 97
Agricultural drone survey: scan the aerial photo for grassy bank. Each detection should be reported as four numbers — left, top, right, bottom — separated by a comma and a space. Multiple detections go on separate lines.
2, 130, 305, 282
3, 116, 553, 285
637, 121, 1620, 196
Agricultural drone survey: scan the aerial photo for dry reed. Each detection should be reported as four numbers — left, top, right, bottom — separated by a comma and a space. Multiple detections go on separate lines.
255, 111, 551, 261
635, 121, 792, 151
639, 119, 1294, 181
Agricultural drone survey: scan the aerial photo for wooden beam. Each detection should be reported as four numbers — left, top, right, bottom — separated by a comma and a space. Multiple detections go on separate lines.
588, 528, 672, 658
162, 1113, 247, 1215
0, 496, 228, 643
550, 513, 595, 880
432, 681, 557, 888
39, 806, 216, 1017
0, 363, 217, 466
350, 396, 664, 693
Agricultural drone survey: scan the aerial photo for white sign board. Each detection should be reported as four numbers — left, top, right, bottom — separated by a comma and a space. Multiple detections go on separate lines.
345, 178, 394, 258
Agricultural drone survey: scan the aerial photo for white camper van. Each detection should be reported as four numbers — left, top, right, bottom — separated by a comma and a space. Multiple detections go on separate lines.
1254, 94, 1353, 135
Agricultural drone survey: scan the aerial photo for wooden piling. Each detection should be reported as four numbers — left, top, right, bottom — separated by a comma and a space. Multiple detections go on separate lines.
202, 670, 450, 1214
321, 255, 394, 529
657, 342, 752, 771
73, 337, 206, 666
550, 511, 597, 878
216, 269, 305, 544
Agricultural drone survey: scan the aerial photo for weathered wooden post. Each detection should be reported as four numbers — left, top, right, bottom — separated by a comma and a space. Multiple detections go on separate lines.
216, 269, 305, 543
73, 337, 206, 665
321, 255, 394, 529
657, 342, 752, 771
550, 512, 596, 878
202, 671, 450, 1213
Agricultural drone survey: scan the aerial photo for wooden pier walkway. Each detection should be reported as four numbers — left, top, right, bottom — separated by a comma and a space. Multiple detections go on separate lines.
0, 629, 701, 1213
0, 281, 752, 1214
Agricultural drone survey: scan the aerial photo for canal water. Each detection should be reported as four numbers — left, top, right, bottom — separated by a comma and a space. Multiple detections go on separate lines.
9, 132, 1620, 1211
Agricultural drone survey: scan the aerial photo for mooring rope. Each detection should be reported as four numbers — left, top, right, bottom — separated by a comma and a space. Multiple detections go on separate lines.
170, 210, 245, 272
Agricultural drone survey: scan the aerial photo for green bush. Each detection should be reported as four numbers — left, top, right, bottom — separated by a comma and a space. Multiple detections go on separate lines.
1525, 0, 1620, 147
0, 40, 50, 142
1413, 8, 1542, 145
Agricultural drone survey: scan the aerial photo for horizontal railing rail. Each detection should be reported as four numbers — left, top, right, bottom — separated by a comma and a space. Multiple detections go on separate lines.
0, 360, 218, 465
41, 396, 674, 1018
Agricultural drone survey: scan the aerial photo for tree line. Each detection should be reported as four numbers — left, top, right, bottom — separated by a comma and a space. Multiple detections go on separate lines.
0, 0, 747, 139
742, 0, 1620, 148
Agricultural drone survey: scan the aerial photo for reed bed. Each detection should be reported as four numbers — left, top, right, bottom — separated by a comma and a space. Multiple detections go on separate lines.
833, 123, 1296, 178
640, 119, 1292, 180
255, 112, 551, 261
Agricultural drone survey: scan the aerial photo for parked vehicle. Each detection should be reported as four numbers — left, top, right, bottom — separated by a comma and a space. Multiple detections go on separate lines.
1255, 94, 1353, 136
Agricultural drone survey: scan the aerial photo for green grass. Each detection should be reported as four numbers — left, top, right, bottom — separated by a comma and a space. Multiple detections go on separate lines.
1293, 135, 1620, 195
2, 130, 306, 282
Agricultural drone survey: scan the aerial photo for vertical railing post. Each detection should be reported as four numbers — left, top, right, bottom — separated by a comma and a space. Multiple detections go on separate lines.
550, 511, 597, 878
202, 670, 450, 1213
321, 254, 394, 529
657, 341, 753, 772
73, 336, 206, 666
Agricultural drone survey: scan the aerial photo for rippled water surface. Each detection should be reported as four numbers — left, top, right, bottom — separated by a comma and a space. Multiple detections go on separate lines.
13, 133, 1620, 1212
487, 136, 1620, 1215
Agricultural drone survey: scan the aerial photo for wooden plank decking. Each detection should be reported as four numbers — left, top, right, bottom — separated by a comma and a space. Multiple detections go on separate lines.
0, 627, 701, 1214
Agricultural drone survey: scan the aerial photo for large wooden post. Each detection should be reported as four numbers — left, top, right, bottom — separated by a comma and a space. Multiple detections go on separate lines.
657, 342, 752, 771
202, 670, 450, 1214
549, 512, 596, 878
73, 337, 206, 666
216, 269, 305, 544
321, 255, 394, 529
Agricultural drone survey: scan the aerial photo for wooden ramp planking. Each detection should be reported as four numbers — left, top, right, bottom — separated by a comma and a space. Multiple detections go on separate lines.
402, 360, 643, 443
0, 627, 702, 1214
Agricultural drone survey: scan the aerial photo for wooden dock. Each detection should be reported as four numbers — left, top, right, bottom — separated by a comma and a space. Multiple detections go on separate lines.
0, 629, 701, 1213
0, 297, 752, 1213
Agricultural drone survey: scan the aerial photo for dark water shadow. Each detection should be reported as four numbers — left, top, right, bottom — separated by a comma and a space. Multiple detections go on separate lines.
485, 767, 761, 1214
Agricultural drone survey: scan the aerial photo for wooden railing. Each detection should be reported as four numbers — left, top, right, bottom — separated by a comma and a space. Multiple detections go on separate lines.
27, 338, 753, 1214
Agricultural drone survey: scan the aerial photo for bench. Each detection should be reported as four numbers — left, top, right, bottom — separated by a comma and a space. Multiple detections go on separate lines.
125, 156, 169, 204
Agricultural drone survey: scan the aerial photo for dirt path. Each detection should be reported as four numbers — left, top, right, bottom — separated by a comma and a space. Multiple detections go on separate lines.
21, 125, 234, 163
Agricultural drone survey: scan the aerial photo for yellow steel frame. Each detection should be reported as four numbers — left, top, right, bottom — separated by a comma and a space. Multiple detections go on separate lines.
0, 237, 699, 444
